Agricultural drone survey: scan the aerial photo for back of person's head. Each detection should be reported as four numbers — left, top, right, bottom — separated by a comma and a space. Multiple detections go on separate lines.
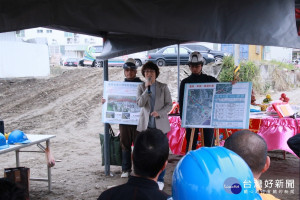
224, 130, 268, 176
0, 178, 26, 200
133, 128, 169, 178
172, 147, 261, 200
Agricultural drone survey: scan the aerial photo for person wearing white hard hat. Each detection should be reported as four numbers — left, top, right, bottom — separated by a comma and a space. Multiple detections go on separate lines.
179, 51, 218, 153
102, 58, 143, 178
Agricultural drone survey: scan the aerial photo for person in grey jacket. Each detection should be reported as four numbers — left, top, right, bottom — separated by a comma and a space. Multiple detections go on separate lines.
136, 61, 172, 190
137, 61, 172, 134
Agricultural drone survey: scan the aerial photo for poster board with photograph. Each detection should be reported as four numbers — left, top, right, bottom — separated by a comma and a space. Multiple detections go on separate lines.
181, 82, 252, 129
102, 81, 141, 125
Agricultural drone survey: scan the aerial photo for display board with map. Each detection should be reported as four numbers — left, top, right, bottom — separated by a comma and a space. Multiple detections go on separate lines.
181, 82, 252, 129
102, 81, 141, 125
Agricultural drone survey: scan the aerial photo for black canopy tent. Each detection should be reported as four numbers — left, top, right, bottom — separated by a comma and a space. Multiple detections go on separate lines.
1, 0, 300, 57
1, 0, 300, 175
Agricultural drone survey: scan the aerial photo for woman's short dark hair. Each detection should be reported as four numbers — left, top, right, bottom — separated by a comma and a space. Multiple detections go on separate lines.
141, 61, 160, 78
133, 129, 169, 178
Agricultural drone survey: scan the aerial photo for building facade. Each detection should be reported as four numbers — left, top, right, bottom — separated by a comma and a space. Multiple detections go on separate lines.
17, 28, 103, 64
0, 31, 50, 78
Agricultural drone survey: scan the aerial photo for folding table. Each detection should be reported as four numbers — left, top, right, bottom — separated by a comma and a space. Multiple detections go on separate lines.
0, 134, 56, 191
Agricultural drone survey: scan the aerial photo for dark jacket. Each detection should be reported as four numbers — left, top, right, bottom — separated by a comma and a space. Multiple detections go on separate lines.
179, 73, 219, 118
97, 176, 170, 200
124, 77, 143, 83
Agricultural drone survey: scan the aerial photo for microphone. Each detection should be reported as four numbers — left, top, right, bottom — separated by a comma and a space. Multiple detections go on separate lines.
147, 77, 151, 94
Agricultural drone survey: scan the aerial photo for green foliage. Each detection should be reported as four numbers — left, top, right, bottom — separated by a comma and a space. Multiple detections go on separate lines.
218, 56, 235, 82
218, 57, 296, 95
239, 61, 259, 82
218, 56, 259, 82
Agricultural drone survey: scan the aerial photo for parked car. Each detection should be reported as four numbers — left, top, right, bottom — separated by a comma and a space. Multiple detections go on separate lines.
147, 45, 215, 66
64, 58, 79, 67
79, 44, 148, 67
99, 51, 147, 67
182, 43, 230, 64
129, 52, 148, 66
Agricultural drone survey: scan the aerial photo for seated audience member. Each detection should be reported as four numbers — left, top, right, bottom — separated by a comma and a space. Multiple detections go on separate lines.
287, 134, 300, 158
224, 130, 280, 200
172, 147, 261, 200
98, 128, 171, 200
0, 178, 26, 200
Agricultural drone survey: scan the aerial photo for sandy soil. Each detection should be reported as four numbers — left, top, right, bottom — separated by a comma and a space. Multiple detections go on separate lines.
0, 65, 299, 200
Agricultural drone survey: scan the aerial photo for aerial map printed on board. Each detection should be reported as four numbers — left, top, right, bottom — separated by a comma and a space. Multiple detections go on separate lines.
102, 81, 141, 125
181, 82, 252, 129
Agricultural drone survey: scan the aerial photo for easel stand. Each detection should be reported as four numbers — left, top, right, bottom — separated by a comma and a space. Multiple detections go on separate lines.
187, 128, 205, 152
187, 128, 222, 152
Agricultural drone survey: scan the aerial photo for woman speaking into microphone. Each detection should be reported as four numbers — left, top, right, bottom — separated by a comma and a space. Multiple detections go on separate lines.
136, 61, 172, 190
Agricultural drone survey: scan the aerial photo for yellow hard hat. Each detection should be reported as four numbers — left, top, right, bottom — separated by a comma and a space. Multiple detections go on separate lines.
4, 132, 11, 140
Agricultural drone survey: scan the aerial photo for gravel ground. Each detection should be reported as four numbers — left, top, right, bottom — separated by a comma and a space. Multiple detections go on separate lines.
0, 65, 299, 200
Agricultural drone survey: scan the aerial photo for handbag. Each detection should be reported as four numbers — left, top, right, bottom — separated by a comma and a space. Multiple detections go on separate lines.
4, 167, 30, 200
99, 124, 122, 166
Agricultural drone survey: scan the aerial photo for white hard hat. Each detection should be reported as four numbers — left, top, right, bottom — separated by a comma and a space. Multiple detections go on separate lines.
188, 51, 203, 64
123, 58, 137, 69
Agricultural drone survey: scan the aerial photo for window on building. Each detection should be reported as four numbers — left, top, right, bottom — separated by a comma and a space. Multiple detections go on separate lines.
16, 30, 25, 37
90, 37, 95, 44
52, 39, 58, 45
46, 29, 52, 33
74, 33, 79, 43
67, 38, 73, 44
64, 32, 73, 37
37, 29, 43, 33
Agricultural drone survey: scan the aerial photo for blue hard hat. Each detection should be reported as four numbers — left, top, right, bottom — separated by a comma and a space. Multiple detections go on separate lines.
172, 147, 262, 200
0, 133, 9, 150
8, 130, 31, 144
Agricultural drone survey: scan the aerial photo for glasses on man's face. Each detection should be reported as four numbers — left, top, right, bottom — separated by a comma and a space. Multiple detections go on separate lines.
144, 70, 155, 73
